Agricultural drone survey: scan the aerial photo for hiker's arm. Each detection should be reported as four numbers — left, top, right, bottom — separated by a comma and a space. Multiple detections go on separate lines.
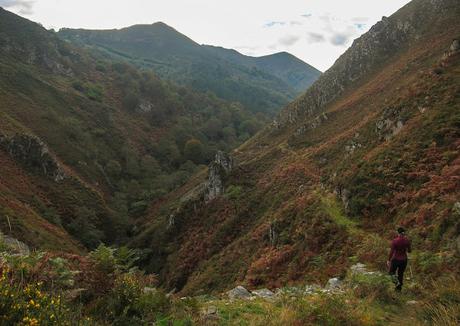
388, 241, 395, 261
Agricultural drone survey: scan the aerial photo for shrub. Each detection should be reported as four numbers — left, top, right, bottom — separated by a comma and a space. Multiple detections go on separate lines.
0, 267, 72, 325
348, 272, 395, 303
290, 294, 373, 325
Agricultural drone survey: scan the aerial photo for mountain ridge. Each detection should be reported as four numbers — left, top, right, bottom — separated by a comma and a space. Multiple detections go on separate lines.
57, 22, 321, 114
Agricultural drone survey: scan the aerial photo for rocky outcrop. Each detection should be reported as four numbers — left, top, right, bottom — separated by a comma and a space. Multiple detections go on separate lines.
204, 151, 233, 202
375, 106, 406, 141
294, 112, 328, 135
251, 288, 275, 300
137, 100, 154, 113
0, 230, 30, 255
0, 134, 66, 182
273, 0, 457, 128
227, 286, 252, 300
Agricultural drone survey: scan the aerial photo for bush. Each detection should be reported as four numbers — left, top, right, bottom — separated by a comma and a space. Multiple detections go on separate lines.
348, 272, 394, 303
290, 294, 373, 325
0, 267, 74, 325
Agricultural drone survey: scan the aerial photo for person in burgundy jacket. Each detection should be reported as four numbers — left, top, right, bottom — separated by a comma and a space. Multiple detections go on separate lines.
387, 227, 412, 291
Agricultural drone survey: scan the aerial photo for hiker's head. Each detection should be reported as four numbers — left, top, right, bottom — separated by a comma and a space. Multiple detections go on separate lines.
397, 227, 405, 235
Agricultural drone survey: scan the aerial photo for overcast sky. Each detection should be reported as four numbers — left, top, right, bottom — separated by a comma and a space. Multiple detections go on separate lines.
1, 0, 412, 71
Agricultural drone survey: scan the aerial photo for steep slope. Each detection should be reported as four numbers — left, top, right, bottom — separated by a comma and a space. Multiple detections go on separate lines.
57, 24, 321, 114
133, 0, 460, 295
0, 8, 265, 251
203, 47, 321, 92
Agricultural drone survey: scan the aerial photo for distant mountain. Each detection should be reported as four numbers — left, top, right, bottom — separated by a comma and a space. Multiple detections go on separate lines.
58, 24, 321, 114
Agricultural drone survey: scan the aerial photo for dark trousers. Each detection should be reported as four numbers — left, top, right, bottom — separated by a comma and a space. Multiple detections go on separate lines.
389, 259, 407, 290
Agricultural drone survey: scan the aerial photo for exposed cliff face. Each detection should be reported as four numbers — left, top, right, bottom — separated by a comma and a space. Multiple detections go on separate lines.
205, 151, 234, 202
0, 134, 66, 182
0, 7, 74, 75
274, 0, 458, 128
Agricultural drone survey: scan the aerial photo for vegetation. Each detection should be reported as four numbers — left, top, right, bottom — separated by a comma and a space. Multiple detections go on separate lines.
57, 24, 321, 115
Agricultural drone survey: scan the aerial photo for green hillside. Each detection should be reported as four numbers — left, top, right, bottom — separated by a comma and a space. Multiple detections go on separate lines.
0, 7, 265, 251
57, 24, 321, 114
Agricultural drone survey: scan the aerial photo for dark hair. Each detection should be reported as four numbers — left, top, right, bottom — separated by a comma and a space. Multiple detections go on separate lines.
397, 227, 405, 234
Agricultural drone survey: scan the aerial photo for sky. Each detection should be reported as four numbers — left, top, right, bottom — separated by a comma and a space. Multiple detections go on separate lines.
1, 0, 412, 71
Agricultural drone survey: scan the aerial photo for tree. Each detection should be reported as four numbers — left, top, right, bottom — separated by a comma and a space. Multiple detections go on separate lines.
122, 92, 140, 111
184, 138, 204, 164
140, 155, 161, 177
106, 160, 122, 177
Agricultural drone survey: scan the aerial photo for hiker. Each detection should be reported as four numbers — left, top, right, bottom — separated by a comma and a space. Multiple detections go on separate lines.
387, 227, 411, 291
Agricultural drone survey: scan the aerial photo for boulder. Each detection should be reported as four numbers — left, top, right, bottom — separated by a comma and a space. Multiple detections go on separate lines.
227, 286, 252, 300
251, 288, 275, 300
350, 263, 368, 274
326, 277, 342, 290
201, 305, 219, 320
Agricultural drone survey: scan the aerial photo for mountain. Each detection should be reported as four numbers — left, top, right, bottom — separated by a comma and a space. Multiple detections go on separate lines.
57, 24, 321, 114
132, 0, 460, 297
0, 7, 266, 251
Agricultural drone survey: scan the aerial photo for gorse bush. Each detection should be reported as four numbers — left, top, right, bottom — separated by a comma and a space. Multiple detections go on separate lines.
0, 267, 73, 325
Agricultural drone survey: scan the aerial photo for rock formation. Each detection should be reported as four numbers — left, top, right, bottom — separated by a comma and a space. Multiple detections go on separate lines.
0, 134, 66, 182
204, 151, 233, 202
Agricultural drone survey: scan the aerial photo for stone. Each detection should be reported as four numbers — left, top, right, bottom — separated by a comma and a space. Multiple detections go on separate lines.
406, 300, 419, 306
304, 284, 321, 294
350, 263, 368, 274
227, 286, 252, 300
449, 39, 459, 53
326, 277, 342, 290
251, 288, 275, 300
0, 231, 30, 256
137, 101, 154, 113
201, 305, 219, 320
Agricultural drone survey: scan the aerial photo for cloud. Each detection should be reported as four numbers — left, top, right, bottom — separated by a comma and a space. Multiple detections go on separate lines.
264, 21, 286, 28
301, 13, 312, 18
306, 32, 325, 43
0, 0, 35, 15
278, 34, 300, 47
329, 32, 351, 46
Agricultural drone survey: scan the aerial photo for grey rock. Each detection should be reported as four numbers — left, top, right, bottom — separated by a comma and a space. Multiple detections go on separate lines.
449, 39, 459, 53
227, 286, 252, 300
0, 134, 66, 182
137, 101, 154, 113
406, 300, 419, 306
326, 277, 342, 290
205, 151, 233, 202
376, 107, 405, 141
251, 288, 275, 299
0, 231, 30, 255
304, 284, 322, 294
201, 305, 219, 320
350, 263, 368, 274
